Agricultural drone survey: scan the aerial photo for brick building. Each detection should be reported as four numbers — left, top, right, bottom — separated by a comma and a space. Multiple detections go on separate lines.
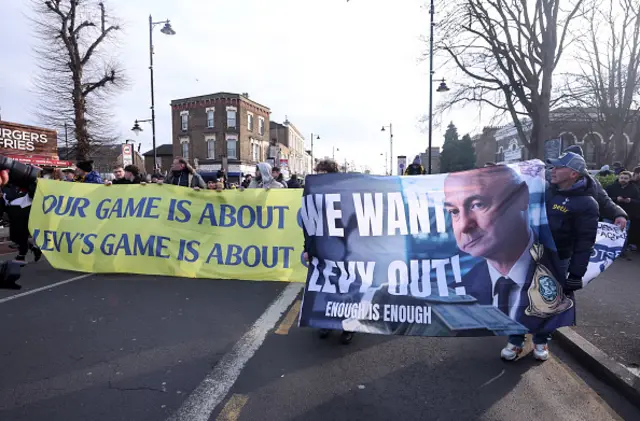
170, 92, 270, 181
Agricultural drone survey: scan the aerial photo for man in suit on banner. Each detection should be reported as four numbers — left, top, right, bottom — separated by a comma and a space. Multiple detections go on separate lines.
444, 165, 575, 361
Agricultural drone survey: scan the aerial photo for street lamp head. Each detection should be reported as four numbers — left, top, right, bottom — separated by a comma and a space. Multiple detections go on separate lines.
131, 120, 143, 136
381, 126, 386, 132
316, 135, 320, 140
436, 79, 450, 92
160, 21, 176, 35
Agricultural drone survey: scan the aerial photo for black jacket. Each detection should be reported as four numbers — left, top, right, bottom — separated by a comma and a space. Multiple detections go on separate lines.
592, 174, 628, 221
546, 177, 599, 279
112, 176, 142, 184
605, 181, 640, 218
287, 178, 302, 188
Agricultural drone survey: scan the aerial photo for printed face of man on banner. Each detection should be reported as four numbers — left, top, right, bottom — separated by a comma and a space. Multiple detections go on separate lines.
442, 165, 574, 329
443, 166, 531, 270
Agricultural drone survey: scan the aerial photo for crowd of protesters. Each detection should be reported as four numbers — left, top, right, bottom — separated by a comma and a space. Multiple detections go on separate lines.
600, 164, 640, 251
37, 157, 308, 192
1, 151, 631, 359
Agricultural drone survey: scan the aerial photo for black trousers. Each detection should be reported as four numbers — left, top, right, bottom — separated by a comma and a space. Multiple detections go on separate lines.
7, 205, 31, 256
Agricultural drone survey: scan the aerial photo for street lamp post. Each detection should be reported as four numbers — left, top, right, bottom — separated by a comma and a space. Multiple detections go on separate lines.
427, 0, 450, 174
148, 15, 176, 170
131, 118, 153, 167
381, 124, 393, 175
310, 133, 320, 172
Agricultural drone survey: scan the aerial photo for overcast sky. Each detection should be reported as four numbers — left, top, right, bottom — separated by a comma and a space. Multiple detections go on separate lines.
0, 0, 485, 173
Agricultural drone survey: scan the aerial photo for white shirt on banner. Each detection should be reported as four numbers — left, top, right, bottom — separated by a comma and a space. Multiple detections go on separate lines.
486, 230, 534, 320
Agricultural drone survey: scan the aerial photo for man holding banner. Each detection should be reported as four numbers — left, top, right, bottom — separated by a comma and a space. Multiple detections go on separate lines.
443, 164, 578, 361
505, 152, 598, 361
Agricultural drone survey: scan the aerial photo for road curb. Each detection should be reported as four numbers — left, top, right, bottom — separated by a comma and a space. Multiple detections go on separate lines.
555, 327, 640, 407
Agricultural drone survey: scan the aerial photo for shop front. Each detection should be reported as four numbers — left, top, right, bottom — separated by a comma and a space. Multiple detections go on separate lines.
0, 120, 70, 168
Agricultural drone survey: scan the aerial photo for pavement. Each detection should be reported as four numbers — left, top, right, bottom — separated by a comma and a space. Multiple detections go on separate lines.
1, 257, 640, 420
571, 256, 640, 373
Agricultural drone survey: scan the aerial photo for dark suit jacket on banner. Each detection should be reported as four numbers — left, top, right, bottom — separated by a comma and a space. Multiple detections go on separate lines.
460, 242, 575, 334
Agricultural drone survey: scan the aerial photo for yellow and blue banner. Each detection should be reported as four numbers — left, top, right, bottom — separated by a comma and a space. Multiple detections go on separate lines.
28, 180, 307, 282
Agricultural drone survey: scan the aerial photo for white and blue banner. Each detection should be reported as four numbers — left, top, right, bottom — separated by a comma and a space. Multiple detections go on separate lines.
583, 222, 626, 287
298, 160, 624, 337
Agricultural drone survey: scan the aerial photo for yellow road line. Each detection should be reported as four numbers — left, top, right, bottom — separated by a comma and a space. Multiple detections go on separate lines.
216, 394, 249, 421
274, 299, 301, 335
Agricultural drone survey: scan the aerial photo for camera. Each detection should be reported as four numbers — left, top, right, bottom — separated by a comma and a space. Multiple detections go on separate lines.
0, 155, 42, 190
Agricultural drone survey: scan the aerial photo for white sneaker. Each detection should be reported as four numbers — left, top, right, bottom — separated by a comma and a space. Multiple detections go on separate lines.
533, 344, 549, 361
500, 343, 523, 361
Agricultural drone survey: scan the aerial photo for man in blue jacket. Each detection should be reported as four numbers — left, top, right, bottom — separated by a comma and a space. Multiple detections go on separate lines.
507, 151, 599, 361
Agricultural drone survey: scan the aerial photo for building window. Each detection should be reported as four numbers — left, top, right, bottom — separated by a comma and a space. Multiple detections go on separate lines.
226, 106, 237, 128
226, 135, 238, 159
205, 135, 215, 159
259, 117, 265, 135
180, 137, 190, 160
180, 111, 189, 131
251, 142, 260, 162
582, 132, 601, 163
206, 107, 215, 128
248, 112, 254, 131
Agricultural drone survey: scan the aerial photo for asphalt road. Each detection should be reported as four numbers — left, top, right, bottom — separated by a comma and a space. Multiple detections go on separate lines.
1, 258, 639, 421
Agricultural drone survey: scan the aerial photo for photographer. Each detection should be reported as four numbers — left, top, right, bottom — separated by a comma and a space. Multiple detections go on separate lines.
0, 158, 48, 289
0, 168, 42, 266
2, 184, 42, 264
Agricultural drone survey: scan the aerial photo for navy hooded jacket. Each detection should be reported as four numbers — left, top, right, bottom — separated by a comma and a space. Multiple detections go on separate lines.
545, 176, 599, 279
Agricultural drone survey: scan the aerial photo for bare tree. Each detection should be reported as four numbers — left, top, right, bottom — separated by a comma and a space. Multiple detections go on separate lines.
31, 0, 126, 161
434, 0, 584, 159
561, 0, 640, 167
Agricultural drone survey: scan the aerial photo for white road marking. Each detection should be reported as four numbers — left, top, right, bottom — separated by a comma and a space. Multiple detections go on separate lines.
167, 282, 303, 421
479, 369, 505, 388
0, 273, 93, 304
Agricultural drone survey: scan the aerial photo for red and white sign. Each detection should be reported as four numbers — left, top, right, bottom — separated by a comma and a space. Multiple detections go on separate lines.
5, 155, 71, 168
122, 143, 133, 166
